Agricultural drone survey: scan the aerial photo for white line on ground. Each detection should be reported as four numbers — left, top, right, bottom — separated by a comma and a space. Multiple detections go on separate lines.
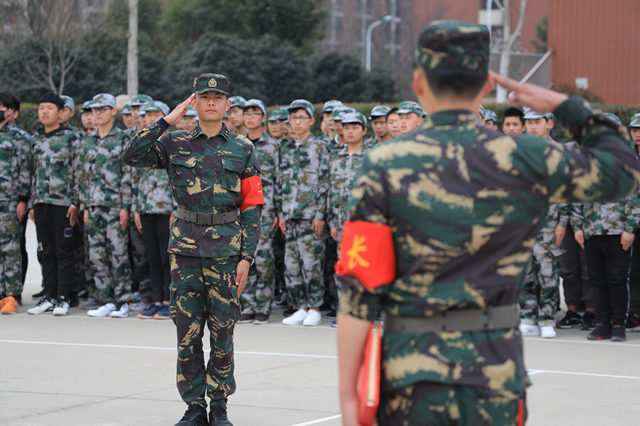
0, 339, 337, 359
289, 414, 342, 426
527, 369, 640, 380
525, 337, 640, 348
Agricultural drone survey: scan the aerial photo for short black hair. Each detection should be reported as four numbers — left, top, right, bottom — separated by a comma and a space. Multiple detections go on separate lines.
423, 69, 487, 100
10, 94, 20, 112
0, 92, 15, 110
503, 107, 524, 125
386, 107, 399, 118
39, 92, 64, 110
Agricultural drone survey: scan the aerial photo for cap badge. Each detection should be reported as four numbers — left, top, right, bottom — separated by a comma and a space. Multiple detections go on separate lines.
208, 78, 217, 88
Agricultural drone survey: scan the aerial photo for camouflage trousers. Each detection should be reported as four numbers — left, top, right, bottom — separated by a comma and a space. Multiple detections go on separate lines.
241, 220, 275, 315
520, 241, 560, 325
0, 204, 23, 297
74, 222, 95, 296
86, 206, 133, 304
129, 222, 151, 298
284, 219, 326, 309
379, 382, 526, 426
169, 254, 240, 409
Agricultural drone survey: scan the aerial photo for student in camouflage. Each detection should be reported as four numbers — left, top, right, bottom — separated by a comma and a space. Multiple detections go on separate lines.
227, 96, 246, 135
385, 107, 402, 139
80, 101, 96, 132
279, 99, 330, 327
320, 100, 343, 142
366, 105, 391, 146
0, 93, 30, 315
19, 93, 80, 316
79, 93, 134, 318
625, 113, 640, 330
483, 109, 499, 130
238, 99, 280, 324
123, 73, 262, 426
397, 100, 425, 134
336, 20, 640, 425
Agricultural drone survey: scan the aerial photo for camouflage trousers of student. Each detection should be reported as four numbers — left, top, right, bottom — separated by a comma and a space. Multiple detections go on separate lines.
129, 222, 151, 299
74, 223, 94, 295
520, 241, 560, 325
284, 219, 326, 309
379, 382, 526, 426
86, 206, 133, 304
241, 220, 275, 315
169, 254, 240, 409
0, 204, 23, 297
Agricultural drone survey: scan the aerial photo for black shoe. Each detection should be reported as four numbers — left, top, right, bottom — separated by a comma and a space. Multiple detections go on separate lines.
283, 306, 296, 316
556, 311, 581, 329
209, 405, 233, 426
581, 311, 596, 330
325, 309, 337, 318
625, 311, 640, 331
175, 404, 208, 426
77, 288, 88, 299
611, 325, 626, 342
587, 323, 611, 340
32, 289, 45, 299
237, 312, 255, 324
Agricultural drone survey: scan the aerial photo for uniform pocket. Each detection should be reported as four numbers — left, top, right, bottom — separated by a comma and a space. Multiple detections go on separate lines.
221, 156, 243, 192
170, 157, 197, 187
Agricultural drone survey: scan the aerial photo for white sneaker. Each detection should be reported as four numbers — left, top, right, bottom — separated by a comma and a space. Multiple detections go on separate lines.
27, 298, 55, 315
52, 300, 70, 316
303, 309, 322, 326
110, 303, 130, 318
87, 303, 116, 317
540, 325, 557, 338
282, 308, 308, 325
519, 319, 540, 336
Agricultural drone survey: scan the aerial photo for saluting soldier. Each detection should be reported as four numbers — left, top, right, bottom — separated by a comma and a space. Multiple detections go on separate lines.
335, 20, 640, 425
123, 73, 263, 426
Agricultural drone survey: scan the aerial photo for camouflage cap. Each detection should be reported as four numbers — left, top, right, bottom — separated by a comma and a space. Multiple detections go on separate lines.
278, 108, 290, 121
602, 113, 622, 126
287, 99, 314, 118
370, 105, 391, 119
244, 98, 267, 116
92, 93, 116, 109
523, 107, 552, 120
333, 106, 356, 122
629, 113, 640, 128
137, 103, 148, 116
267, 108, 282, 121
193, 73, 230, 96
322, 100, 344, 113
122, 103, 133, 114
60, 95, 74, 110
184, 104, 197, 117
81, 101, 94, 112
478, 104, 486, 116
129, 94, 153, 107
397, 101, 426, 117
142, 100, 170, 115
229, 95, 246, 108
415, 20, 490, 74
342, 111, 367, 127
483, 109, 498, 123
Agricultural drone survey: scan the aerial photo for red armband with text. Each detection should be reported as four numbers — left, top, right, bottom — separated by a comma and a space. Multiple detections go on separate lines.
240, 176, 264, 211
334, 220, 395, 289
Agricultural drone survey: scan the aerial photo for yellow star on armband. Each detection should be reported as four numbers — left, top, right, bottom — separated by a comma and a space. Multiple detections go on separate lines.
347, 235, 370, 270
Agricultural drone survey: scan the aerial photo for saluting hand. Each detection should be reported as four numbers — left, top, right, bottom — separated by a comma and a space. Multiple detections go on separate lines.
491, 71, 569, 113
164, 93, 196, 126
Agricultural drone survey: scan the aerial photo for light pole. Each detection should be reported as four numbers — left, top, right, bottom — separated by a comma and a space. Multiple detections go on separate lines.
365, 14, 396, 72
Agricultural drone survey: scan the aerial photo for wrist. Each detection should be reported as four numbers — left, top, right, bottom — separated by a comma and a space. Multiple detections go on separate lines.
241, 255, 255, 266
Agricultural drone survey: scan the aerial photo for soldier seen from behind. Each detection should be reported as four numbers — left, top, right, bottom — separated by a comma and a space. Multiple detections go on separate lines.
335, 20, 640, 425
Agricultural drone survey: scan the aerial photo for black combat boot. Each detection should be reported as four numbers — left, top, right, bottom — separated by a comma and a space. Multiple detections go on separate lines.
175, 404, 208, 426
209, 405, 233, 426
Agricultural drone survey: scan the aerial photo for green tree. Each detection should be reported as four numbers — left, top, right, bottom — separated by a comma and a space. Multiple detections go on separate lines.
531, 15, 548, 53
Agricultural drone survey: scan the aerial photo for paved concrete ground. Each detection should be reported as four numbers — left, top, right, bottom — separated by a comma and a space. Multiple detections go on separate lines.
2, 222, 640, 425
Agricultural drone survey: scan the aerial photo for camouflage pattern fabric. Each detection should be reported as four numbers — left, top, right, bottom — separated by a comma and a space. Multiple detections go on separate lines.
339, 97, 640, 399
284, 219, 325, 309
571, 198, 640, 238
170, 253, 240, 410
379, 381, 525, 426
131, 167, 177, 215
86, 206, 132, 304
123, 121, 260, 259
0, 205, 22, 297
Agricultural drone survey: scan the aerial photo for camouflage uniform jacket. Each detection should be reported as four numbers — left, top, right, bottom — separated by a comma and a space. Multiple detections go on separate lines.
21, 126, 80, 207
323, 135, 342, 156
252, 132, 280, 223
122, 120, 261, 259
327, 142, 368, 231
339, 98, 640, 397
535, 203, 571, 256
78, 126, 132, 210
0, 124, 30, 202
278, 136, 330, 221
570, 197, 640, 238
131, 166, 177, 215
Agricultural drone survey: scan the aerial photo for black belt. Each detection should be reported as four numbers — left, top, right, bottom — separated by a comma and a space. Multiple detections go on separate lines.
384, 304, 520, 333
174, 206, 238, 226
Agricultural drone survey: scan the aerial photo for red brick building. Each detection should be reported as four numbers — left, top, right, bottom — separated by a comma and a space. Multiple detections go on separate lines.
548, 0, 640, 105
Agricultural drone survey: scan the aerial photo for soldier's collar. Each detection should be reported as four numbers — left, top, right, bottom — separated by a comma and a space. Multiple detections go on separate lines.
424, 110, 481, 127
192, 123, 230, 141
37, 125, 65, 138
338, 142, 366, 156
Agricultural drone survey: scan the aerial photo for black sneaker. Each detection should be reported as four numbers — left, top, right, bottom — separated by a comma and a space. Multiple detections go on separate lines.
556, 311, 581, 328
625, 312, 640, 331
611, 325, 626, 342
32, 289, 45, 299
237, 313, 255, 324
209, 405, 233, 426
175, 404, 208, 426
326, 309, 337, 318
253, 313, 269, 324
283, 306, 296, 316
587, 323, 611, 340
581, 311, 596, 330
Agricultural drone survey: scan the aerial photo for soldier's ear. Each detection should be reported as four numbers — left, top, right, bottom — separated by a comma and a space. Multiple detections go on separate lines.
412, 68, 426, 97
483, 73, 495, 96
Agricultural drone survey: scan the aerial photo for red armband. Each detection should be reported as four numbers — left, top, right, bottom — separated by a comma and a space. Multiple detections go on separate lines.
240, 176, 264, 210
334, 220, 395, 289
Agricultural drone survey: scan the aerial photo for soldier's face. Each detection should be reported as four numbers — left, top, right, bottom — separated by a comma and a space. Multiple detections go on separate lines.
631, 128, 640, 145
503, 116, 524, 135
92, 106, 117, 126
38, 102, 61, 127
525, 118, 550, 138
227, 106, 244, 127
371, 117, 388, 139
484, 120, 498, 131
399, 112, 422, 134
267, 121, 281, 139
0, 104, 13, 124
177, 116, 196, 131
123, 113, 136, 128
289, 109, 314, 137
343, 123, 366, 145
194, 92, 230, 123
81, 111, 95, 130
278, 120, 289, 136
145, 111, 164, 126
243, 107, 265, 130
334, 120, 343, 136
387, 113, 401, 138
59, 107, 74, 125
